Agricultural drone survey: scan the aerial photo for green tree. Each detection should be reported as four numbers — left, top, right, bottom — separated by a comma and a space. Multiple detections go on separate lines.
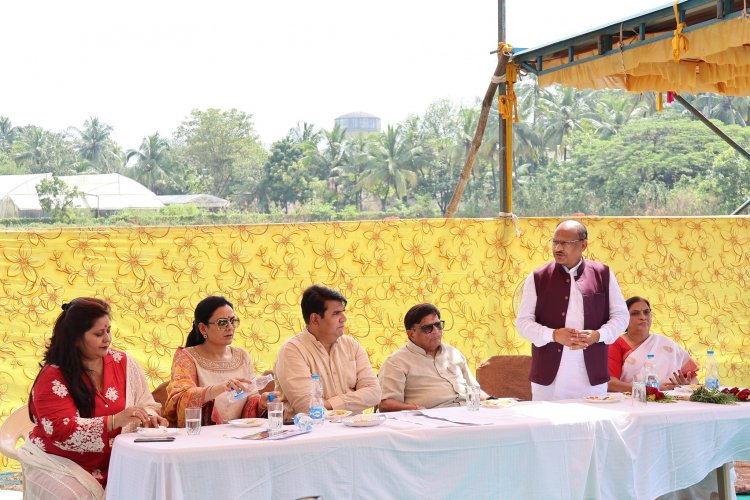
70, 117, 118, 172
36, 176, 82, 222
174, 108, 267, 200
125, 133, 174, 193
359, 125, 418, 210
258, 138, 311, 213
0, 116, 16, 153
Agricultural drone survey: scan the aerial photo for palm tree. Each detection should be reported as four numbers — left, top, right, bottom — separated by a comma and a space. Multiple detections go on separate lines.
70, 117, 114, 171
14, 126, 49, 172
359, 125, 418, 210
288, 121, 322, 148
688, 94, 749, 126
312, 122, 349, 196
589, 92, 649, 138
125, 133, 172, 192
537, 86, 596, 161
0, 116, 16, 152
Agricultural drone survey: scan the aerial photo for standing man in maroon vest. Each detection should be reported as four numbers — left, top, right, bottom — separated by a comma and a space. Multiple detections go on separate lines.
516, 220, 628, 401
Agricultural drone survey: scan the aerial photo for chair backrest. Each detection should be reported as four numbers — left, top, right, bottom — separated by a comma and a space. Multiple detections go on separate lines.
476, 355, 532, 401
151, 381, 169, 412
0, 405, 34, 461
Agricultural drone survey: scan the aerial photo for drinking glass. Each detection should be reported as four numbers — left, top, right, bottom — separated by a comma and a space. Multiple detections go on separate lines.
268, 401, 284, 433
467, 385, 481, 411
185, 407, 202, 435
632, 381, 647, 405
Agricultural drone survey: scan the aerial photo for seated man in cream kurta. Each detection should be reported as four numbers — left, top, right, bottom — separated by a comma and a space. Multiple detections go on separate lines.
274, 285, 381, 416
378, 303, 486, 411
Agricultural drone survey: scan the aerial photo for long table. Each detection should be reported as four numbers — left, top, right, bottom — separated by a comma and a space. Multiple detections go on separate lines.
106, 399, 750, 499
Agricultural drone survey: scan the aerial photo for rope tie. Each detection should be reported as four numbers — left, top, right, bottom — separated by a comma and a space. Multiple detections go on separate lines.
497, 54, 519, 123
671, 1, 689, 61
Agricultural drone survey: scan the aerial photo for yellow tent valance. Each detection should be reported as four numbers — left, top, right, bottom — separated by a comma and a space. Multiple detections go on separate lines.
536, 17, 750, 95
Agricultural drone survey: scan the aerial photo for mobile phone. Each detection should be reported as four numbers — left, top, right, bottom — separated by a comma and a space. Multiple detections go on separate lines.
134, 436, 176, 443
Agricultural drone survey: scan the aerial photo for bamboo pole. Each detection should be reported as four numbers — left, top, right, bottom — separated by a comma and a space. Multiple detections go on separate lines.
445, 52, 509, 218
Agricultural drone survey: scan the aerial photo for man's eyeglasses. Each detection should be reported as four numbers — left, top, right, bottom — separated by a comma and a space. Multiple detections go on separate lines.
413, 320, 445, 334
551, 239, 583, 247
208, 317, 241, 330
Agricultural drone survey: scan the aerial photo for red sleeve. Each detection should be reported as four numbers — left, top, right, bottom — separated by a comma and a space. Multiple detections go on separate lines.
608, 338, 626, 380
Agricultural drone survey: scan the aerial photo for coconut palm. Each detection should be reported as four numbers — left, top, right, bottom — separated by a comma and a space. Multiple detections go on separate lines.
70, 117, 115, 172
688, 94, 749, 126
312, 122, 349, 196
359, 125, 418, 210
537, 86, 596, 161
0, 116, 16, 152
125, 133, 172, 192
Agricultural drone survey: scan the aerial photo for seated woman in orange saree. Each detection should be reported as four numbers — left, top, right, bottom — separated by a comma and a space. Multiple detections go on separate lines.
164, 296, 276, 427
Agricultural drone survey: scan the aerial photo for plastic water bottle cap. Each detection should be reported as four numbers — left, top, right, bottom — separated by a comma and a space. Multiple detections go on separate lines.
311, 374, 320, 380
647, 354, 654, 359
707, 350, 714, 355
268, 394, 275, 402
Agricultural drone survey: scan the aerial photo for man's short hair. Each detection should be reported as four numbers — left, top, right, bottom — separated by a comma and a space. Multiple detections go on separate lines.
301, 285, 347, 324
557, 220, 588, 240
403, 303, 441, 330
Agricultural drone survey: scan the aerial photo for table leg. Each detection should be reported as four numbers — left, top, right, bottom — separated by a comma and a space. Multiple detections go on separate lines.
716, 462, 732, 500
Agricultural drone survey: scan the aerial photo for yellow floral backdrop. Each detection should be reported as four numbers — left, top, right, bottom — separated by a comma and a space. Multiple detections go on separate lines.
1, 217, 749, 470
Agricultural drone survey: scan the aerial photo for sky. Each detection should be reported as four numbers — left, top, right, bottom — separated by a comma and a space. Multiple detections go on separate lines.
2, 0, 669, 150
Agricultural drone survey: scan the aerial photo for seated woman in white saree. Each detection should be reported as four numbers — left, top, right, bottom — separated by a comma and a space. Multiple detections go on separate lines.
608, 296, 699, 393
164, 296, 277, 427
607, 296, 729, 500
20, 298, 166, 500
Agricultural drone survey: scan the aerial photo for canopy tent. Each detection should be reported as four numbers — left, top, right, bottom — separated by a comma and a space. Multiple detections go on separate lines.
513, 0, 750, 96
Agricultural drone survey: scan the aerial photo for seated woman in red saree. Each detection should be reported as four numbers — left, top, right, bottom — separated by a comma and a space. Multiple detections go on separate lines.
21, 298, 166, 499
164, 296, 277, 427
608, 296, 699, 393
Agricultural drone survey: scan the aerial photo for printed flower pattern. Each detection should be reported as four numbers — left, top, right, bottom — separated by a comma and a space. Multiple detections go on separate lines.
0, 216, 748, 474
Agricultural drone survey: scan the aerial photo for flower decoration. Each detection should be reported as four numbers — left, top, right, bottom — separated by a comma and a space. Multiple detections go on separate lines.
645, 386, 675, 403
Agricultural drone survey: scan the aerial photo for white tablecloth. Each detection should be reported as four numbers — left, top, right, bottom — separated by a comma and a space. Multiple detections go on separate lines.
106, 399, 750, 500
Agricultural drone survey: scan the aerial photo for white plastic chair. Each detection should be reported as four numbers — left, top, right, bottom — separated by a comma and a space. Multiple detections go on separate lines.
0, 405, 33, 461
1, 404, 34, 495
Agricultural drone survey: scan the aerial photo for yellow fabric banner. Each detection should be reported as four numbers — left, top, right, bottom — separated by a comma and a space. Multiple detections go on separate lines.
1, 217, 749, 469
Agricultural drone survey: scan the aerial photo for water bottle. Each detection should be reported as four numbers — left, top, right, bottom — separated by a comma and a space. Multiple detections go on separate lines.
253, 373, 274, 391
705, 349, 719, 390
227, 387, 247, 402
227, 373, 274, 402
309, 374, 325, 425
643, 354, 659, 390
294, 413, 314, 432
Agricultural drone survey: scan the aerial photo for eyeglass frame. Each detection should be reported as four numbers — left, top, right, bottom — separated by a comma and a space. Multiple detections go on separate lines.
550, 238, 584, 247
411, 320, 446, 334
207, 317, 241, 330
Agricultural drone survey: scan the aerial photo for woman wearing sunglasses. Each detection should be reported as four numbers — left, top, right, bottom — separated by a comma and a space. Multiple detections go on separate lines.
378, 303, 487, 411
164, 296, 277, 427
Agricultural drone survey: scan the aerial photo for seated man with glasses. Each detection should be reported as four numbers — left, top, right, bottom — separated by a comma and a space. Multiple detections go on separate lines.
516, 220, 629, 401
378, 303, 486, 411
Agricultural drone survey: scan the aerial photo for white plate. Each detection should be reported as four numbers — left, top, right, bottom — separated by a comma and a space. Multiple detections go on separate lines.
480, 399, 516, 409
341, 414, 386, 427
584, 395, 623, 403
325, 410, 352, 420
136, 427, 179, 436
228, 418, 267, 428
